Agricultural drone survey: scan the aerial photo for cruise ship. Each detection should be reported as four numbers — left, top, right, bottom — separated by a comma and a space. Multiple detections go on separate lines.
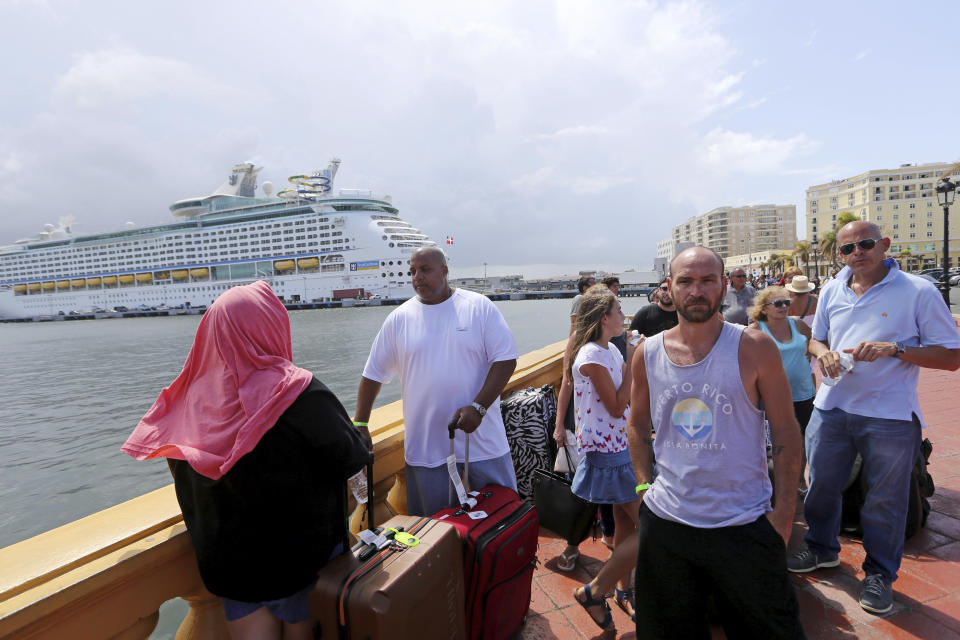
0, 160, 436, 319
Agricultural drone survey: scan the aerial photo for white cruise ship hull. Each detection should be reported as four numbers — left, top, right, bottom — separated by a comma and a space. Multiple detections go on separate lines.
0, 162, 435, 319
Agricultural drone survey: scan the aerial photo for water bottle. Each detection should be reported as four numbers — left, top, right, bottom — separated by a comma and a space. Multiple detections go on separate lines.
629, 330, 645, 346
821, 353, 854, 386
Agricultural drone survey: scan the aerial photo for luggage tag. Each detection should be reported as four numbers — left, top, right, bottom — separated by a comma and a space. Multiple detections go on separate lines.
347, 468, 368, 505
446, 454, 471, 506
386, 527, 420, 547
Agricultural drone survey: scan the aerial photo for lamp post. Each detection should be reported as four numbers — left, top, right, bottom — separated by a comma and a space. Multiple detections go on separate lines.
936, 178, 955, 306
811, 233, 820, 287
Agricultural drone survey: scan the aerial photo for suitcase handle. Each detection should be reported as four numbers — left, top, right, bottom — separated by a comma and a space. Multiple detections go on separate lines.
447, 417, 471, 508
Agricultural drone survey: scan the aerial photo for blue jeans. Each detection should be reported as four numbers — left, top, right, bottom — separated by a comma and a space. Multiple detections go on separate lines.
804, 407, 920, 583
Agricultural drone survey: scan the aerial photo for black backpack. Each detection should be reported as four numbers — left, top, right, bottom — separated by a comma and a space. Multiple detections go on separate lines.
841, 438, 934, 539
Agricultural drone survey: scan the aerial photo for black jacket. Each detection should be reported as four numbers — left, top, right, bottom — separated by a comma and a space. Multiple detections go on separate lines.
169, 377, 370, 602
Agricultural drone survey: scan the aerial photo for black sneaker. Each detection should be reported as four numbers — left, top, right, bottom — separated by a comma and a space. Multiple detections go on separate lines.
786, 548, 840, 573
859, 574, 893, 614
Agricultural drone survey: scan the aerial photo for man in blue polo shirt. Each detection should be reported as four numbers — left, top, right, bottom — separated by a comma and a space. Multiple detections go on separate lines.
787, 221, 960, 614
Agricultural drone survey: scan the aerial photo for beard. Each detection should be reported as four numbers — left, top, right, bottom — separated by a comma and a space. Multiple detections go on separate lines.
675, 293, 722, 323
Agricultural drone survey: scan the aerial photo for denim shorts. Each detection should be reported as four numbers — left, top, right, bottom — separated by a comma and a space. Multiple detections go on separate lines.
221, 541, 344, 622
571, 449, 637, 504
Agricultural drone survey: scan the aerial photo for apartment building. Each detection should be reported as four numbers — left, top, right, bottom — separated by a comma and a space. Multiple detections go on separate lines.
670, 205, 797, 259
806, 162, 960, 269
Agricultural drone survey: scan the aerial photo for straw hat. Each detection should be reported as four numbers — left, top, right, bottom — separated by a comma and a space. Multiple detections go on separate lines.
785, 275, 816, 293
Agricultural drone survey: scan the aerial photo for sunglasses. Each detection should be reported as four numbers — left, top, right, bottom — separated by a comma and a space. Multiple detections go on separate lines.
659, 286, 668, 292
765, 300, 791, 309
732, 274, 747, 278
838, 238, 881, 255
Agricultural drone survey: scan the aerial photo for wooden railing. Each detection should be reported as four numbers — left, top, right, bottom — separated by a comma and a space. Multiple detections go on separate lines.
0, 340, 565, 640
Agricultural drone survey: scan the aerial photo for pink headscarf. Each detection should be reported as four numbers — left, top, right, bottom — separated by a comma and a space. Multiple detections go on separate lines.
122, 281, 314, 479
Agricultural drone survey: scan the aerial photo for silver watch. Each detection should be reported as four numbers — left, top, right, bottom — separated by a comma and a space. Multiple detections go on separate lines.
471, 402, 487, 418
892, 341, 906, 358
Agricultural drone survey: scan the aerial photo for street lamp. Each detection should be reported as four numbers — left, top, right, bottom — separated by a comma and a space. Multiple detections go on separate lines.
811, 233, 820, 287
936, 178, 955, 306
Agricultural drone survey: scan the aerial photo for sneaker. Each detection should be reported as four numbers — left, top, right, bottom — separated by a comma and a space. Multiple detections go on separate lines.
859, 574, 893, 614
786, 548, 840, 573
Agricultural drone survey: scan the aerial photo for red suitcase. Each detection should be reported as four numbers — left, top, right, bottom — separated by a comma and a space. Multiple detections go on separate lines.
433, 427, 539, 640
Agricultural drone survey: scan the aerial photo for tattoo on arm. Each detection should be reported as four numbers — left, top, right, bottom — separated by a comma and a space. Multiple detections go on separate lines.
771, 445, 785, 456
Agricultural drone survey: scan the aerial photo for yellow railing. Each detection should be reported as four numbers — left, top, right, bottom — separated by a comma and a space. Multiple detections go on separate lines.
0, 340, 565, 640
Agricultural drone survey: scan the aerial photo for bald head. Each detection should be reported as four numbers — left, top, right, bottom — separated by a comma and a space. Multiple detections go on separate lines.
670, 246, 725, 278
411, 246, 448, 267
837, 220, 882, 243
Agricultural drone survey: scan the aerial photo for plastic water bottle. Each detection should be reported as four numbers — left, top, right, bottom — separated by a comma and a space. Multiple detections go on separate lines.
821, 353, 854, 386
629, 330, 645, 346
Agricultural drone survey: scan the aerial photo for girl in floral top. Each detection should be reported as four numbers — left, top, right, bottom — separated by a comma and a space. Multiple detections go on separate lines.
568, 285, 642, 634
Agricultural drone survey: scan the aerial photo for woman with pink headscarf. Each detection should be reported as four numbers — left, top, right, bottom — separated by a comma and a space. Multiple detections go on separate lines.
123, 281, 370, 640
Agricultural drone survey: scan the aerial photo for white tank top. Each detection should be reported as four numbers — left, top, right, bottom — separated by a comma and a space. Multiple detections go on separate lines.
643, 322, 771, 527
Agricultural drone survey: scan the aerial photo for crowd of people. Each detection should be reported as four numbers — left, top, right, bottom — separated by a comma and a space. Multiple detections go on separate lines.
119, 223, 959, 639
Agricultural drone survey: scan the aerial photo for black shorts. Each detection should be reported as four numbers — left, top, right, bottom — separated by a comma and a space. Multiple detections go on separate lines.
635, 503, 803, 639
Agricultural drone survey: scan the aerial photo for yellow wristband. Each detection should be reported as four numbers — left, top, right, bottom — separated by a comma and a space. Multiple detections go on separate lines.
635, 483, 650, 494
353, 421, 368, 427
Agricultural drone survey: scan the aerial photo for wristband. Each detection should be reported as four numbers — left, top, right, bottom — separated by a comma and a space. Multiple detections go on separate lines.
353, 421, 368, 427
635, 483, 650, 494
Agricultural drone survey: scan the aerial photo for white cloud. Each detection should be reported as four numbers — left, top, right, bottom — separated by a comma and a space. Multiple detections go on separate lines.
537, 125, 610, 141
54, 43, 232, 111
698, 128, 817, 174
854, 49, 871, 62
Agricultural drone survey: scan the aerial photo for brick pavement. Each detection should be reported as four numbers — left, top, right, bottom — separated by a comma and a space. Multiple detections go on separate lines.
521, 362, 960, 639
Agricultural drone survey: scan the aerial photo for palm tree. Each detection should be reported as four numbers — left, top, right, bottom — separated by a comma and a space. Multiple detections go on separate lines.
895, 248, 913, 271
768, 253, 786, 275
835, 211, 860, 231
820, 231, 838, 269
794, 241, 811, 276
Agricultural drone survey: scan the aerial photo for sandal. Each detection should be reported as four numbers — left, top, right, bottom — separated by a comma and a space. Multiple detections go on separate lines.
615, 587, 637, 623
556, 549, 580, 572
574, 583, 614, 633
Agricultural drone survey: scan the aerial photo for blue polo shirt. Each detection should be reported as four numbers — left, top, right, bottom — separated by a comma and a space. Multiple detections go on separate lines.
811, 259, 959, 426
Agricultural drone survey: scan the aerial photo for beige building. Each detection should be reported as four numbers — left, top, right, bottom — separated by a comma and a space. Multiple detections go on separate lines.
806, 162, 960, 272
725, 249, 789, 275
671, 205, 797, 260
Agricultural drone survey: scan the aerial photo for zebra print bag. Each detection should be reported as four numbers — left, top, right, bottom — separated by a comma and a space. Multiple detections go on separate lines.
500, 385, 557, 500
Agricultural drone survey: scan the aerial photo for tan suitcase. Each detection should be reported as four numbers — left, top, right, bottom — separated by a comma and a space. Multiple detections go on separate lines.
311, 514, 466, 640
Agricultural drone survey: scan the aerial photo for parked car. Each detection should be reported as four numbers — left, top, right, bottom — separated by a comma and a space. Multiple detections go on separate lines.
949, 273, 960, 286
916, 274, 939, 284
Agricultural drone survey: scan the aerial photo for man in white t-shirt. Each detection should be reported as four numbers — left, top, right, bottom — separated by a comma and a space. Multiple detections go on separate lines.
354, 247, 519, 515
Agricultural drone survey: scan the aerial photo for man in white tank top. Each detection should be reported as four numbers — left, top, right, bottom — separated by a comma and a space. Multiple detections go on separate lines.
627, 246, 804, 639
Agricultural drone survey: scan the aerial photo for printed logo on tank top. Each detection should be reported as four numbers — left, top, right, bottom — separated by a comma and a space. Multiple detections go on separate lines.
671, 398, 712, 439
655, 382, 733, 452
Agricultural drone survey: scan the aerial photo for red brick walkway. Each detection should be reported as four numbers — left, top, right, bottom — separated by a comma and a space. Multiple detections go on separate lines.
522, 365, 960, 639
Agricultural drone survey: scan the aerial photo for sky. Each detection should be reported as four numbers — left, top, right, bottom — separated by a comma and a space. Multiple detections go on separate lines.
0, 0, 957, 279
